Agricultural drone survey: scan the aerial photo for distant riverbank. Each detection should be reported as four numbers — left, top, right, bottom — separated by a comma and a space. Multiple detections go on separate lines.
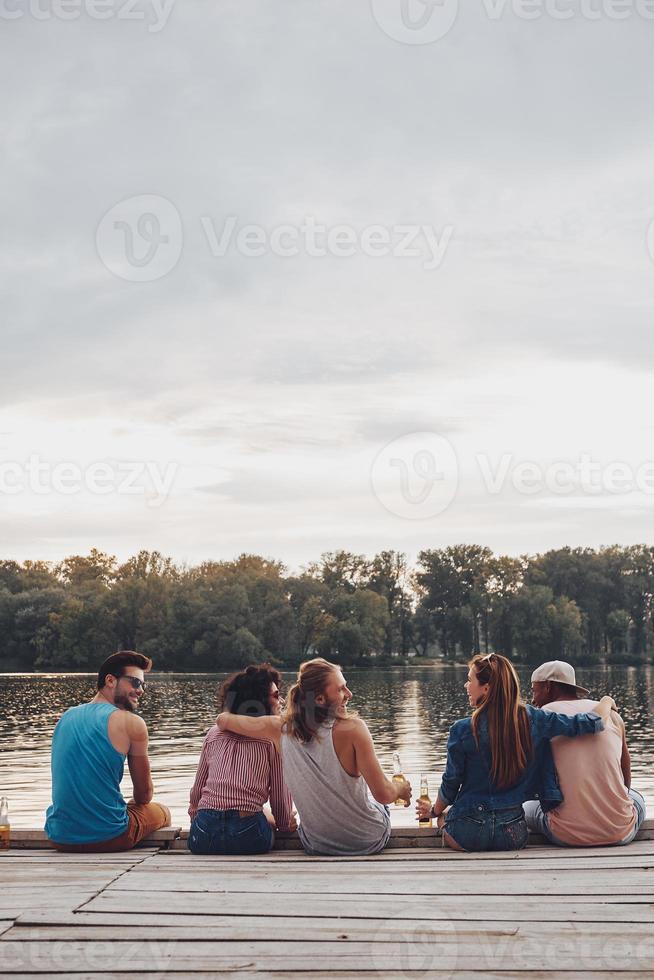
3, 545, 654, 675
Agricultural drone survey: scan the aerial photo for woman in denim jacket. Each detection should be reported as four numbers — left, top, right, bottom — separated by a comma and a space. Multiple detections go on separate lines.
416, 653, 615, 852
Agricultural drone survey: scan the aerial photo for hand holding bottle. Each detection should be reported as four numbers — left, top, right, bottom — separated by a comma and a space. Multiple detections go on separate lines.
392, 752, 412, 808
394, 776, 412, 807
0, 797, 9, 851
415, 797, 432, 823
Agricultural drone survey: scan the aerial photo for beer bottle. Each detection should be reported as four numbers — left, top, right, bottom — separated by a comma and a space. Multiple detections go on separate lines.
392, 752, 409, 808
0, 798, 9, 851
418, 774, 433, 828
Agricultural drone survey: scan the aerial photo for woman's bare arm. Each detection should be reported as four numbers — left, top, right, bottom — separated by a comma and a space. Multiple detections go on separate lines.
350, 718, 411, 806
216, 711, 282, 749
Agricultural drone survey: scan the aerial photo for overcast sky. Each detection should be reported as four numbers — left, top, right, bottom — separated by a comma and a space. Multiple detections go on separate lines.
2, 1, 654, 570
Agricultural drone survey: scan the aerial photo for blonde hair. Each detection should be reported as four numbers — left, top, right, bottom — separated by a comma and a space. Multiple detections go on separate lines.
282, 657, 340, 743
469, 653, 533, 790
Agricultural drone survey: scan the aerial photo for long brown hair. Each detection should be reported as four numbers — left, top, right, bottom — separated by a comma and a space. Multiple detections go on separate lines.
282, 657, 339, 743
469, 653, 533, 789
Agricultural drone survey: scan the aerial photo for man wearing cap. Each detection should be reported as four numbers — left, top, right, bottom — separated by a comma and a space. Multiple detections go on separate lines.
523, 661, 646, 847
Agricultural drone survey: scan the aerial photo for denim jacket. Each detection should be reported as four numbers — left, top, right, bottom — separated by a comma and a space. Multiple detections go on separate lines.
438, 704, 604, 819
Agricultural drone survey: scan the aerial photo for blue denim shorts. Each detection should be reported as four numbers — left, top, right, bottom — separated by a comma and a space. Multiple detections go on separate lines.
445, 803, 528, 852
188, 808, 274, 855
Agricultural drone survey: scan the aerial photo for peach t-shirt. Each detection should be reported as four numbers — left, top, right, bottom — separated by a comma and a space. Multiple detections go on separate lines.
545, 699, 636, 846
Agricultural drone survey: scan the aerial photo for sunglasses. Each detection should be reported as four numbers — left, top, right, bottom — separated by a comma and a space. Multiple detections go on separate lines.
116, 675, 146, 692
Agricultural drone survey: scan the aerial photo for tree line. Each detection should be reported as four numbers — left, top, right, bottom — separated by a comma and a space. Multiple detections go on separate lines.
1, 545, 653, 672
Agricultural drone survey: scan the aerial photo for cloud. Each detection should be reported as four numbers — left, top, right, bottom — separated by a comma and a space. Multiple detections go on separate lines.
1, 3, 653, 562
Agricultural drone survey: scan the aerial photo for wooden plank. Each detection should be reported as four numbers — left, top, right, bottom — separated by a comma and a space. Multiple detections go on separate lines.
7, 918, 654, 944
15, 903, 654, 927
165, 838, 654, 858
0, 851, 153, 861
11, 817, 652, 851
0, 856, 134, 920
1, 937, 653, 973
0, 877, 128, 891
81, 890, 654, 922
105, 869, 654, 896
8, 829, 181, 850
136, 854, 654, 872
5, 974, 654, 980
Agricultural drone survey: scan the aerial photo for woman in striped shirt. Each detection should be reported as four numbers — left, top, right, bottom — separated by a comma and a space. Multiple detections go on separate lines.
188, 664, 296, 854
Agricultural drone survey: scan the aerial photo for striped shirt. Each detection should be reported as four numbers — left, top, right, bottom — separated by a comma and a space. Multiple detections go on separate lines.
188, 727, 294, 832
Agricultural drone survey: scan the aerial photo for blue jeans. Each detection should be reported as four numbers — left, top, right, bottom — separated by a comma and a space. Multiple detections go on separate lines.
445, 804, 528, 852
188, 809, 274, 855
523, 788, 647, 846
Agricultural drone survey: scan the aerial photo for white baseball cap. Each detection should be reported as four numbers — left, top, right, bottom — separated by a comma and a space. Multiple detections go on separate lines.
530, 660, 589, 697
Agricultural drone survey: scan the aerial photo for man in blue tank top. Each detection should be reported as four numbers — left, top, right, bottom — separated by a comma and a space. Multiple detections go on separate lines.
45, 651, 170, 851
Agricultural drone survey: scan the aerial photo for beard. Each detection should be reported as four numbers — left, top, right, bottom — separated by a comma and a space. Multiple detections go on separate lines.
113, 690, 137, 713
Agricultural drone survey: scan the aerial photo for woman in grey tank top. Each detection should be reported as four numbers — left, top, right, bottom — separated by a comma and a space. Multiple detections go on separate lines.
217, 658, 412, 856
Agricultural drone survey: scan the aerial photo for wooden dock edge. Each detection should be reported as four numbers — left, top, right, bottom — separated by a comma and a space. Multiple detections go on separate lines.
9, 817, 654, 850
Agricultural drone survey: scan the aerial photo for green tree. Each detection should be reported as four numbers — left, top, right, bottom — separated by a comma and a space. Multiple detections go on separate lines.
364, 551, 412, 655
606, 609, 631, 662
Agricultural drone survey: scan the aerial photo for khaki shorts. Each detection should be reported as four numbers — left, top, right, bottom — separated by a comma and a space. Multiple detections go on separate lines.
52, 801, 171, 853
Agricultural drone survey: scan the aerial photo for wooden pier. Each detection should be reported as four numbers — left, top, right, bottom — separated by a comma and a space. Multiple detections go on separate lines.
1, 821, 654, 978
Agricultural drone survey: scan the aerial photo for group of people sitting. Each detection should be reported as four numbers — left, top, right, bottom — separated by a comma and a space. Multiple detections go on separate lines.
44, 649, 647, 855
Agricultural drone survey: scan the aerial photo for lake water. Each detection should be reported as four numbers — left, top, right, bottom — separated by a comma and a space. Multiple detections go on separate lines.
1, 665, 652, 828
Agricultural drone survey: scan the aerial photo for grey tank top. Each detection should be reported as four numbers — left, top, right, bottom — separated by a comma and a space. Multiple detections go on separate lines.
280, 721, 391, 856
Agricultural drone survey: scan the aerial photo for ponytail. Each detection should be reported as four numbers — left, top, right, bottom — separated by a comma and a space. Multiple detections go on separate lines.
283, 658, 338, 743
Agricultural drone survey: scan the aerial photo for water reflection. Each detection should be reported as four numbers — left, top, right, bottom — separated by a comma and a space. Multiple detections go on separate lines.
1, 666, 652, 827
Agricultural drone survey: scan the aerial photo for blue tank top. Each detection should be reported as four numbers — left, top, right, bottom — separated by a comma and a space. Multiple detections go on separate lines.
45, 702, 129, 844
